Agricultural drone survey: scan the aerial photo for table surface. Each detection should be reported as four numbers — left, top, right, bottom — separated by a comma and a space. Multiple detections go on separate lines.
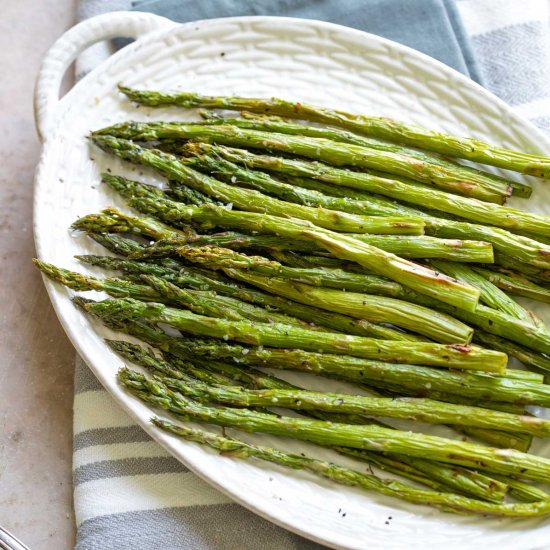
0, 1, 77, 548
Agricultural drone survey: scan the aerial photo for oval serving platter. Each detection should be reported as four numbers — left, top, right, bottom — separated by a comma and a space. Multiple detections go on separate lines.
34, 12, 550, 550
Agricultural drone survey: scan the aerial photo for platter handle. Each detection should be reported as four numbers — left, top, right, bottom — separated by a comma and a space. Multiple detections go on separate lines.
34, 11, 176, 142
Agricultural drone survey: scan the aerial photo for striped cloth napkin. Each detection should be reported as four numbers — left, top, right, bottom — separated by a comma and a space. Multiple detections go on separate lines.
73, 1, 550, 548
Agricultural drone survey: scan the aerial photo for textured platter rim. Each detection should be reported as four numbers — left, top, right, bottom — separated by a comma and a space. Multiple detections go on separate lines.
34, 14, 550, 550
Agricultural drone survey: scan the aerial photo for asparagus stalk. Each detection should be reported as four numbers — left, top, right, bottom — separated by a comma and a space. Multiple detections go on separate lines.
137, 229, 494, 263
133, 368, 550, 436
37, 259, 356, 332
91, 311, 517, 414
116, 87, 550, 178
185, 145, 550, 235
194, 146, 550, 269
353, 382, 533, 452
93, 143, 426, 237
489, 474, 550, 503
157, 337, 550, 407
85, 298, 505, 371
108, 340, 513, 500
174, 246, 403, 295
87, 232, 146, 256
189, 251, 550, 357
77, 255, 420, 341
97, 174, 480, 311
34, 259, 163, 302
430, 260, 534, 324
473, 267, 550, 304
120, 369, 550, 482
166, 181, 217, 206
154, 417, 550, 516
427, 300, 550, 356
492, 254, 550, 284
139, 275, 319, 328
102, 228, 546, 357
76, 205, 494, 262
87, 304, 538, 445
198, 354, 532, 449
194, 111, 530, 197
96, 121, 506, 203
175, 246, 472, 344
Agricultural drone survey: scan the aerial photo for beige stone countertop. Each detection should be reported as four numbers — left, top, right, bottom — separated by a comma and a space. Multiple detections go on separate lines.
1, 1, 77, 548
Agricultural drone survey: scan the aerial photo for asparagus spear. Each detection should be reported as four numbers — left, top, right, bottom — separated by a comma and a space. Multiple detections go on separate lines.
91, 311, 517, 414
98, 173, 480, 311
87, 232, 146, 256
120, 368, 550, 481
430, 260, 534, 324
194, 111, 530, 197
424, 299, 550, 356
193, 146, 550, 269
96, 121, 507, 203
155, 417, 550, 516
77, 255, 420, 341
185, 145, 550, 235
116, 87, 550, 178
492, 254, 550, 284
199, 355, 532, 449
85, 298, 505, 371
473, 267, 550, 304
81, 297, 544, 426
174, 246, 404, 295
140, 274, 324, 328
34, 259, 163, 302
175, 246, 472, 344
166, 181, 217, 206
93, 143, 426, 237
109, 340, 513, 500
76, 204, 494, 262
36, 259, 356, 332
134, 228, 494, 263
173, 247, 550, 356
341, 382, 533, 452
107, 229, 546, 356
157, 337, 550, 407
489, 474, 550, 503
133, 368, 550, 436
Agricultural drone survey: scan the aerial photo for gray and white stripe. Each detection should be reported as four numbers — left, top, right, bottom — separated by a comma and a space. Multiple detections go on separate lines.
457, 0, 550, 132
73, 359, 322, 549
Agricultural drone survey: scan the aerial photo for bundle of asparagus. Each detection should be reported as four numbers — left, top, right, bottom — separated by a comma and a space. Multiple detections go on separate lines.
35, 86, 550, 517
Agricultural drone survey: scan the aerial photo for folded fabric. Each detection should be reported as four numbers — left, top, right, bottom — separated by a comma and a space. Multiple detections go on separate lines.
73, 0, 550, 548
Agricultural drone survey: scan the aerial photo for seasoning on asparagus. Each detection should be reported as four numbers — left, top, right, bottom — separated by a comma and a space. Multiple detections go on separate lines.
85, 297, 506, 371
94, 171, 481, 311
183, 144, 550, 235
119, 368, 550, 482
193, 111, 531, 197
185, 146, 550, 270
116, 87, 550, 178
174, 246, 473, 344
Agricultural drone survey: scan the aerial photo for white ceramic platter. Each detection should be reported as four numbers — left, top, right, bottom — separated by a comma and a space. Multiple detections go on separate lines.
34, 12, 550, 550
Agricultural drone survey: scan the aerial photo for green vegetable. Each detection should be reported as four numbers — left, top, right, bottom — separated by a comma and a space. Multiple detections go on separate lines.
174, 245, 473, 344
119, 368, 550, 482
85, 297, 505, 371
184, 144, 549, 234
96, 173, 481, 311
116, 87, 550, 178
